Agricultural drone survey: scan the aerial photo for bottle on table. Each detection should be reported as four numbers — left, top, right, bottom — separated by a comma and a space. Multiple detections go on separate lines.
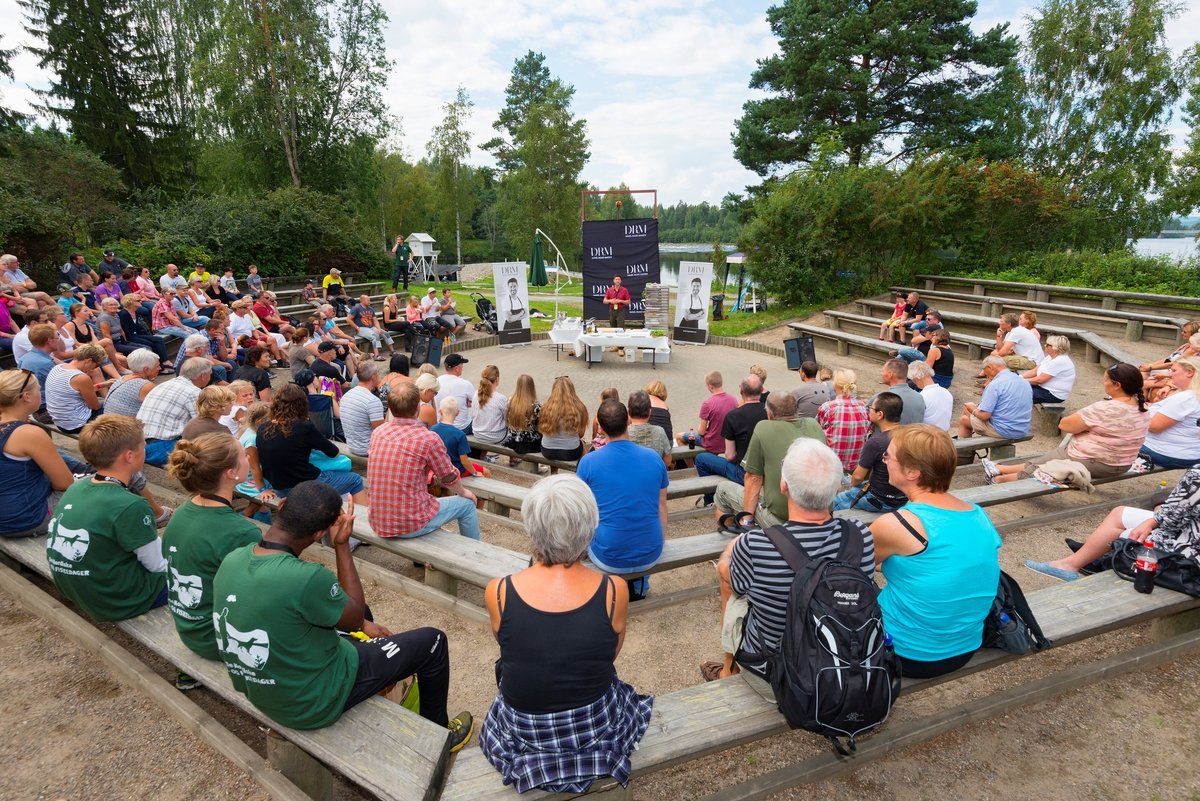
1134, 539, 1158, 594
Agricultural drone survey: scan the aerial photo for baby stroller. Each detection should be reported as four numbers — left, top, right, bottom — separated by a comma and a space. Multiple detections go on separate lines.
472, 292, 497, 335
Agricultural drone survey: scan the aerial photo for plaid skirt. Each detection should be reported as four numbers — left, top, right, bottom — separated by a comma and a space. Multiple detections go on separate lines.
479, 676, 654, 793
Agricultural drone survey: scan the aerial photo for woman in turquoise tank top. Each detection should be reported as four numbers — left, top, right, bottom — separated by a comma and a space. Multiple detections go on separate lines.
869, 424, 1001, 679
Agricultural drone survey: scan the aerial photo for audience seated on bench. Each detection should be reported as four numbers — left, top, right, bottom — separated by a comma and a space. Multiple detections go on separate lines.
958, 356, 1032, 442
1137, 358, 1200, 471
341, 360, 386, 457
0, 368, 75, 537
538, 375, 588, 463
831, 392, 907, 514
212, 480, 474, 748
694, 374, 766, 506
481, 475, 652, 794
817, 368, 871, 473
627, 389, 672, 467
869, 425, 1001, 679
1021, 335, 1076, 405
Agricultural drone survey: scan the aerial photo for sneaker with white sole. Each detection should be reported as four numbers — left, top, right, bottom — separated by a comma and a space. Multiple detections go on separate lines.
980, 457, 1000, 483
176, 671, 201, 690
156, 507, 175, 527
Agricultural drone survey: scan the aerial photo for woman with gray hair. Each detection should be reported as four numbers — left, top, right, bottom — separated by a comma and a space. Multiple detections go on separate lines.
1021, 335, 1075, 404
102, 349, 161, 417
481, 474, 652, 794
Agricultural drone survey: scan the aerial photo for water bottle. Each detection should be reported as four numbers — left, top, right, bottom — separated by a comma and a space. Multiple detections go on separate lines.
998, 611, 1018, 633
1134, 539, 1158, 594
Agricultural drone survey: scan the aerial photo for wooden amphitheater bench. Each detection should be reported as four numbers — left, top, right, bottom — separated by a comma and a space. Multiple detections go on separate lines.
0, 534, 452, 801
820, 309, 996, 359
460, 475, 722, 515
439, 568, 1200, 800
915, 274, 1200, 318
465, 438, 706, 474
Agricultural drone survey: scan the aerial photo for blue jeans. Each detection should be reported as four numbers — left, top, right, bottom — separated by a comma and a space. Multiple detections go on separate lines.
398, 495, 480, 540
1138, 445, 1198, 471
56, 447, 89, 474
130, 333, 170, 366
679, 431, 701, 448
180, 318, 205, 329
694, 451, 745, 504
831, 487, 904, 513
897, 347, 925, 364
208, 363, 228, 384
156, 325, 195, 340
587, 545, 659, 595
1030, 385, 1065, 405
905, 320, 928, 332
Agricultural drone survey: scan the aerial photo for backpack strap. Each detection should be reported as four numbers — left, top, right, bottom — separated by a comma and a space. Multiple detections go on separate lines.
832, 517, 865, 567
1000, 571, 1053, 651
761, 525, 814, 575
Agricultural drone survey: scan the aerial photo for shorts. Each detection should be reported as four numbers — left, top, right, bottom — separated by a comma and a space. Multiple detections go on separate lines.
969, 415, 1002, 438
1017, 442, 1132, 481
1003, 356, 1038, 372
1120, 506, 1155, 533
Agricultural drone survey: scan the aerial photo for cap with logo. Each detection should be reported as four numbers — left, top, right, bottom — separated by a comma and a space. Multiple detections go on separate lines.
304, 278, 314, 285
103, 250, 115, 257
57, 282, 78, 294
329, 268, 341, 275
317, 341, 339, 353
444, 353, 468, 368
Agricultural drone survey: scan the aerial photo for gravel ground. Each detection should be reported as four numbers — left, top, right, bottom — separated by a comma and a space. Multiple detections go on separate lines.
3, 316, 1199, 800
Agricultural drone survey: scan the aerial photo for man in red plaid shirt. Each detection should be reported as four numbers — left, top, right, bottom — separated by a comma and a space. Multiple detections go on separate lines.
367, 382, 480, 539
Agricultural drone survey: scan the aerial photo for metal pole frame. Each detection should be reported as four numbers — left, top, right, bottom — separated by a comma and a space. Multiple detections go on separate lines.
580, 189, 658, 221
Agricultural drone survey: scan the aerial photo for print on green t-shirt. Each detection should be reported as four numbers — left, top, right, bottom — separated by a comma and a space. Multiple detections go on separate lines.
742, 418, 828, 521
161, 502, 263, 660
212, 545, 359, 730
395, 243, 412, 266
46, 479, 165, 622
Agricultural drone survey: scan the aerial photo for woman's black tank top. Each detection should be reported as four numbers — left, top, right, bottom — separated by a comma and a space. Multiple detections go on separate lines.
496, 575, 617, 713
71, 322, 94, 344
933, 345, 955, 376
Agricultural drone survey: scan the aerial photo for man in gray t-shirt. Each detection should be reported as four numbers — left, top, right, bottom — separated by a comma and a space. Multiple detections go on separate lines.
870, 359, 925, 426
627, 390, 672, 467
790, 360, 832, 419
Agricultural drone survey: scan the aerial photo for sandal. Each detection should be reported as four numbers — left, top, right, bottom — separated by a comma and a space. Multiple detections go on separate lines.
717, 511, 758, 536
700, 660, 724, 682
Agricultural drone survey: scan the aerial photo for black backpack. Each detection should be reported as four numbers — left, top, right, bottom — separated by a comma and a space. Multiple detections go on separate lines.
758, 522, 901, 754
982, 571, 1053, 655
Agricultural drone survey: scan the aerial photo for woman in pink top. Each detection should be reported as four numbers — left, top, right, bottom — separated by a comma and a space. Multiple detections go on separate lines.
987, 363, 1150, 484
133, 267, 161, 299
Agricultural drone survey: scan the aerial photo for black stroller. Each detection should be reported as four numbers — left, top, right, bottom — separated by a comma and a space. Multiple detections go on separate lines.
472, 292, 497, 335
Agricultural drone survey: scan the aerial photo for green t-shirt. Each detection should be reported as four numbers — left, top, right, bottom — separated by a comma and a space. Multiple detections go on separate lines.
161, 501, 262, 660
394, 243, 412, 266
47, 479, 165, 622
742, 418, 828, 521
212, 545, 358, 730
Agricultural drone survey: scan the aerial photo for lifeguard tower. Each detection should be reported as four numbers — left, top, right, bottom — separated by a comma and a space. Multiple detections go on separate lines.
406, 233, 439, 283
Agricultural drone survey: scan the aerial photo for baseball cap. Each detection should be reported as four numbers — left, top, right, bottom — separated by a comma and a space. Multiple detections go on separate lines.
103, 250, 115, 256
330, 268, 342, 275
304, 278, 313, 285
57, 282, 77, 294
317, 341, 339, 353
444, 353, 469, 368
427, 286, 437, 294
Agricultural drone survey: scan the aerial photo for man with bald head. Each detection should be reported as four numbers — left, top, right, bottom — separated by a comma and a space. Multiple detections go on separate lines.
693, 374, 768, 507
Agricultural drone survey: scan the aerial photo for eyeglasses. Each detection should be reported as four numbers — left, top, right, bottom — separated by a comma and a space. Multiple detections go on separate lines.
881, 451, 892, 464
17, 369, 34, 396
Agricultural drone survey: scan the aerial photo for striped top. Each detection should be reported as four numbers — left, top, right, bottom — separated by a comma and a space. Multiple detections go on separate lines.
729, 519, 876, 677
45, 365, 92, 431
103, 378, 150, 418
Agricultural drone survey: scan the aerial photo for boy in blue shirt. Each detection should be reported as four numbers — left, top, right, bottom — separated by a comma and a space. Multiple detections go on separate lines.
430, 397, 488, 477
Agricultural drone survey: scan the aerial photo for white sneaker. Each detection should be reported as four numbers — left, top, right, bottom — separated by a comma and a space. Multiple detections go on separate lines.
980, 457, 1001, 482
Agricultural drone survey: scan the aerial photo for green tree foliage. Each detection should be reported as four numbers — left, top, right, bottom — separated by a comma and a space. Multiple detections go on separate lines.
491, 54, 589, 262
1167, 44, 1200, 220
378, 148, 435, 246
195, 0, 391, 193
657, 200, 743, 243
22, 0, 190, 191
0, 36, 28, 130
732, 0, 1020, 173
583, 184, 648, 220
428, 88, 478, 266
1022, 0, 1183, 243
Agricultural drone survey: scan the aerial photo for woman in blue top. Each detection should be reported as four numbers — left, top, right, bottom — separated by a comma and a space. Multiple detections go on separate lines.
869, 424, 1001, 679
0, 369, 75, 537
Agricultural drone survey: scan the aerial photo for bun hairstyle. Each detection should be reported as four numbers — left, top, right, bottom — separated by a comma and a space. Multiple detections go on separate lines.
167, 432, 241, 494
1107, 362, 1147, 413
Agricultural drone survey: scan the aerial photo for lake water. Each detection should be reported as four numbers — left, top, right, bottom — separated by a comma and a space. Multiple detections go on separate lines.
658, 245, 739, 287
1132, 237, 1199, 260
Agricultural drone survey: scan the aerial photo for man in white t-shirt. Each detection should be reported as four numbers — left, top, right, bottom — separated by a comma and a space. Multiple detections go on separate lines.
434, 353, 476, 432
908, 361, 953, 430
991, 313, 1042, 371
1022, 335, 1076, 404
158, 263, 189, 293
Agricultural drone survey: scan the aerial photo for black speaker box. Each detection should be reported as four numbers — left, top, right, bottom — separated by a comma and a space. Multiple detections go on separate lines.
411, 334, 444, 368
783, 335, 816, 370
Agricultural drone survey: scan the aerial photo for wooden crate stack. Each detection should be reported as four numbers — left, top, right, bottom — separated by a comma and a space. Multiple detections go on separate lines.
643, 283, 670, 331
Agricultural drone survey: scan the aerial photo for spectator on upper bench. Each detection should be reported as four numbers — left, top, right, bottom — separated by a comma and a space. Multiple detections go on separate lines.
626, 389, 672, 468
48, 415, 167, 622
878, 290, 909, 343
693, 374, 768, 507
251, 291, 294, 340
137, 357, 211, 465
893, 309, 943, 364
471, 365, 508, 448
348, 294, 395, 362
158, 263, 188, 293
715, 391, 827, 529
644, 380, 674, 442
1026, 463, 1200, 582
118, 295, 171, 371
162, 433, 260, 664
874, 359, 925, 426
923, 329, 954, 388
1021, 335, 1076, 405
984, 363, 1149, 485
1019, 309, 1040, 341
257, 383, 368, 505
435, 353, 477, 432
578, 399, 669, 601
187, 263, 212, 286
817, 368, 871, 473
957, 356, 1032, 442
908, 361, 953, 431
368, 382, 479, 539
340, 361, 385, 457
539, 375, 589, 464
213, 480, 474, 744
180, 385, 236, 441
46, 344, 113, 435
245, 265, 264, 299
831, 392, 908, 513
152, 288, 200, 340
677, 370, 737, 452
1135, 357, 1200, 470
700, 437, 874, 687
300, 278, 320, 308
749, 364, 769, 404
59, 252, 97, 287
481, 474, 653, 794
789, 361, 832, 419
229, 300, 285, 365
439, 288, 467, 339
870, 425, 1001, 679
990, 312, 1043, 372
433, 397, 489, 478
0, 368, 74, 538
1140, 323, 1200, 394
0, 253, 52, 308
898, 291, 929, 344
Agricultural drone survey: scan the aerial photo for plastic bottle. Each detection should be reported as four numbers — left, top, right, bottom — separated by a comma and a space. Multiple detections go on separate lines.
1134, 539, 1158, 594
998, 611, 1018, 633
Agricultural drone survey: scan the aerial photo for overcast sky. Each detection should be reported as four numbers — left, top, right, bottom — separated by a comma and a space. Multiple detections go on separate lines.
3, 0, 1200, 204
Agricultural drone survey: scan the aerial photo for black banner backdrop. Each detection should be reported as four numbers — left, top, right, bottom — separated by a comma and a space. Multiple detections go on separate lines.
582, 218, 660, 323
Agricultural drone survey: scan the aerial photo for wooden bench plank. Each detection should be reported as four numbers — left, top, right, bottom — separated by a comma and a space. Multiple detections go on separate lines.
0, 535, 451, 801
915, 274, 1200, 311
822, 309, 995, 356
461, 474, 721, 512
466, 438, 705, 472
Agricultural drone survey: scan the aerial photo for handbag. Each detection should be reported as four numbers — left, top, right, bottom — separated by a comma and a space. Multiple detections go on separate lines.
309, 449, 352, 473
1107, 538, 1200, 598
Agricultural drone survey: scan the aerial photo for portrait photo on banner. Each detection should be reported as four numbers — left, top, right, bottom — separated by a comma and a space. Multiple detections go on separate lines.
673, 261, 713, 344
493, 262, 532, 346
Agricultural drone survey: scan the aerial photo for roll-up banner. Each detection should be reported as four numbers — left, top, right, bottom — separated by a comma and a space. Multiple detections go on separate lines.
673, 260, 713, 345
493, 262, 532, 346
582, 218, 660, 324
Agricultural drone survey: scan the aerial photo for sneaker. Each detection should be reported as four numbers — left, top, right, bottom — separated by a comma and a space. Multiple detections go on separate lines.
447, 711, 474, 753
267, 371, 279, 379
483, 454, 500, 463
449, 333, 457, 343
1128, 456, 1152, 474
1023, 560, 1079, 582
155, 507, 175, 527
980, 457, 1001, 482
887, 349, 899, 357
176, 671, 201, 691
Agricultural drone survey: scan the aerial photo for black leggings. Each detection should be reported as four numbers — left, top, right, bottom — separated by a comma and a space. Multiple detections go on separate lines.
342, 627, 450, 725
898, 649, 975, 679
